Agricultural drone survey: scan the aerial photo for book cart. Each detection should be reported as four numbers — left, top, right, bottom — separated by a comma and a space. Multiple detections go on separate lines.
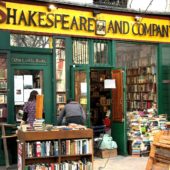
17, 129, 93, 170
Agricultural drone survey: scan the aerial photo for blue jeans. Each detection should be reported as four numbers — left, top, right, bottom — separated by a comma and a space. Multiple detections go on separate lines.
66, 116, 85, 125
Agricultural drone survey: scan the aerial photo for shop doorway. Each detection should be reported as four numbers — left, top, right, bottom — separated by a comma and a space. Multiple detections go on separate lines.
90, 69, 111, 127
90, 68, 127, 155
14, 69, 43, 123
9, 52, 54, 124
71, 67, 127, 155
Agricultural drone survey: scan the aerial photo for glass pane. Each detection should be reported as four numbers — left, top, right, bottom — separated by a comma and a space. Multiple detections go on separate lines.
94, 41, 109, 64
116, 43, 156, 68
10, 34, 51, 48
56, 39, 66, 115
116, 43, 157, 111
0, 54, 7, 122
94, 42, 109, 64
74, 71, 87, 113
73, 40, 89, 64
14, 70, 43, 122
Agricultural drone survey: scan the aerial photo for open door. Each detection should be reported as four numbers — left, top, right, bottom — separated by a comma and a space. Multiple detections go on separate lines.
71, 67, 90, 127
111, 69, 128, 155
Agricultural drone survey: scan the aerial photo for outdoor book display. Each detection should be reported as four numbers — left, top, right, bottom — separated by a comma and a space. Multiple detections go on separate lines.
146, 130, 170, 170
127, 112, 167, 157
17, 128, 93, 170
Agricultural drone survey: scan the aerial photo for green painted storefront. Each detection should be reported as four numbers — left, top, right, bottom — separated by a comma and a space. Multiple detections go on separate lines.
0, 0, 170, 166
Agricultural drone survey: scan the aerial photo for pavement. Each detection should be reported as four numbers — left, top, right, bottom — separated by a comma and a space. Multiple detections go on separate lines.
0, 156, 148, 170
94, 156, 148, 170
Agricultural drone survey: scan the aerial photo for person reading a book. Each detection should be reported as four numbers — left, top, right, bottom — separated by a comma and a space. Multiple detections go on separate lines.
20, 90, 39, 126
57, 98, 86, 126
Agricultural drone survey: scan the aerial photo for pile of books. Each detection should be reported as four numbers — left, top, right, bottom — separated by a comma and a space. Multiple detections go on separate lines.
33, 119, 45, 131
127, 111, 167, 157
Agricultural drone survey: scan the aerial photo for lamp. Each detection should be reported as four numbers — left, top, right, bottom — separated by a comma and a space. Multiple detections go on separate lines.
134, 15, 142, 22
48, 4, 57, 12
93, 10, 100, 17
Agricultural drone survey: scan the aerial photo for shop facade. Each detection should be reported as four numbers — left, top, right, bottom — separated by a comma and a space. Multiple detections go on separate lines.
0, 0, 170, 164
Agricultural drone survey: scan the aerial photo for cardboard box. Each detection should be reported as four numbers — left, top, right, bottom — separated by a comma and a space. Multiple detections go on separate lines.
95, 149, 117, 158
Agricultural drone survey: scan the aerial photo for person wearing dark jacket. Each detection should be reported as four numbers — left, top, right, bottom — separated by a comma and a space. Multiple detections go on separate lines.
57, 98, 86, 125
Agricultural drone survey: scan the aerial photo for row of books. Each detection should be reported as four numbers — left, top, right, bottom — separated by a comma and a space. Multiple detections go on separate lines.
127, 93, 156, 101
126, 66, 156, 76
26, 139, 92, 158
25, 160, 92, 170
61, 139, 92, 155
127, 84, 156, 93
127, 101, 156, 111
127, 75, 156, 85
26, 140, 59, 158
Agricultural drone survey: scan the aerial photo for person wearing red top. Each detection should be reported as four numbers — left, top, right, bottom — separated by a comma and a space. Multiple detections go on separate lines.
103, 110, 111, 135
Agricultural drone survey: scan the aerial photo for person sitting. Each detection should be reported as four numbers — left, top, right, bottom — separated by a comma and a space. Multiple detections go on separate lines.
57, 98, 86, 125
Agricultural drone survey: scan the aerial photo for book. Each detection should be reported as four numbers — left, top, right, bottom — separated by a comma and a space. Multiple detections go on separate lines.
54, 141, 59, 156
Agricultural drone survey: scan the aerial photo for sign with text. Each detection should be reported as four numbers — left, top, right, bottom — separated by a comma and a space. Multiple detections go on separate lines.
0, 1, 170, 42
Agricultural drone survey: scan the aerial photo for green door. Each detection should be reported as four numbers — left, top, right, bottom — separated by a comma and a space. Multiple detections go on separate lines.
8, 52, 55, 124
158, 44, 170, 120
111, 69, 128, 155
71, 66, 91, 127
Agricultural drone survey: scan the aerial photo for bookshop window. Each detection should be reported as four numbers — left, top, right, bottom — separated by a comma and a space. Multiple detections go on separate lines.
14, 70, 43, 122
56, 39, 66, 114
10, 34, 51, 48
73, 39, 89, 64
0, 54, 7, 122
94, 41, 109, 64
116, 43, 157, 111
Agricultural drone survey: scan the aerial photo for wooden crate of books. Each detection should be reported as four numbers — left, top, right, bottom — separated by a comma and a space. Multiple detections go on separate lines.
146, 130, 170, 170
95, 149, 117, 158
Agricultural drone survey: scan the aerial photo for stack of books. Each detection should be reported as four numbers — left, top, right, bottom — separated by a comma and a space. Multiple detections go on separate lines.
33, 119, 45, 131
127, 112, 167, 157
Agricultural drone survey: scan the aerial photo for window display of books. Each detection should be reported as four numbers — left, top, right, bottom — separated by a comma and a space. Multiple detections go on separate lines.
127, 111, 167, 157
126, 65, 156, 111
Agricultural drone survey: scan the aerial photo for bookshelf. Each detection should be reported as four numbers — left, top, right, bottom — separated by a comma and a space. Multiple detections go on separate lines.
126, 65, 157, 111
0, 55, 7, 122
56, 39, 66, 116
17, 129, 93, 170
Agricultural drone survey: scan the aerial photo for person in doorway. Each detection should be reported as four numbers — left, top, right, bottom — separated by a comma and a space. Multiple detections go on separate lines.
103, 109, 111, 135
20, 90, 39, 126
57, 98, 86, 125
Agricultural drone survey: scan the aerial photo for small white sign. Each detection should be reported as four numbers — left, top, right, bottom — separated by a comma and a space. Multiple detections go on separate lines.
104, 79, 116, 89
81, 82, 87, 94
